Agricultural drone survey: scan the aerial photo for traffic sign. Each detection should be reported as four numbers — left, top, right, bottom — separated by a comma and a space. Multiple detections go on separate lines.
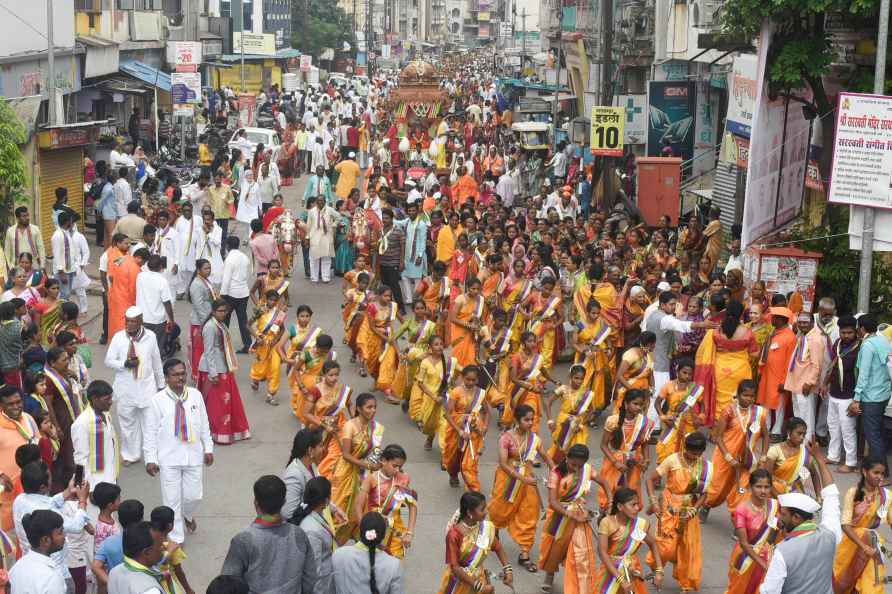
590, 106, 625, 157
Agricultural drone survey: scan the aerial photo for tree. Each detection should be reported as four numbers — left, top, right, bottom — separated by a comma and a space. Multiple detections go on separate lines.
0, 97, 27, 225
291, 0, 354, 59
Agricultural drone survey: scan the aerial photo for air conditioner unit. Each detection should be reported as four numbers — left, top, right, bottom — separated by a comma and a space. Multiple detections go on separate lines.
691, 0, 719, 27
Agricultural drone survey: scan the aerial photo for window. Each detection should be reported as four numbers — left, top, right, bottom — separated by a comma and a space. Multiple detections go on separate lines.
451, 8, 460, 17
450, 21, 459, 32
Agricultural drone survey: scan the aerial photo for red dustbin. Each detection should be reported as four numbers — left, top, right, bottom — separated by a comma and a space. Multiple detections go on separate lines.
635, 157, 681, 226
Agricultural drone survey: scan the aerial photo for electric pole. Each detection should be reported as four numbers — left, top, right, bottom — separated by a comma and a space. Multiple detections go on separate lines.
520, 9, 527, 74
601, 0, 613, 106
857, 0, 890, 312
551, 0, 561, 152
46, 0, 57, 125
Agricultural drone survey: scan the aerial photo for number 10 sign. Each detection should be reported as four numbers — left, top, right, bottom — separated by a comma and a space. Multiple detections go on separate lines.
590, 106, 625, 157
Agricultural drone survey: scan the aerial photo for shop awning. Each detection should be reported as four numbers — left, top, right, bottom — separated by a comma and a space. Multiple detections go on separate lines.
5, 96, 43, 140
120, 61, 171, 92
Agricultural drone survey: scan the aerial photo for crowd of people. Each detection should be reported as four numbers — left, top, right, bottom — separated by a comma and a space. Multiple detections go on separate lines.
1, 50, 891, 594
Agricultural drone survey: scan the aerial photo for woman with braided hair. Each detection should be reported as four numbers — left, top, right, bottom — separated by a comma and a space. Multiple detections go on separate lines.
333, 511, 404, 594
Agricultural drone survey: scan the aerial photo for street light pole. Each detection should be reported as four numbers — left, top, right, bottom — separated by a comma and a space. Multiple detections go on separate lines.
46, 0, 57, 125
857, 0, 890, 313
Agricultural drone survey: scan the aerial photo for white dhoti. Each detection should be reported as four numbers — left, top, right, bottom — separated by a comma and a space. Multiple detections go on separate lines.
792, 392, 817, 443
160, 464, 204, 543
826, 397, 857, 467
650, 370, 671, 430
116, 402, 150, 463
177, 267, 195, 298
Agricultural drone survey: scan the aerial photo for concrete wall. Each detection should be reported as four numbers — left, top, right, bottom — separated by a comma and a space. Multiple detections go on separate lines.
0, 0, 76, 57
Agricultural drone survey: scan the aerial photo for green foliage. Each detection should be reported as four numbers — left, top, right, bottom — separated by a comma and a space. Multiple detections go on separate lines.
290, 0, 354, 58
0, 98, 27, 226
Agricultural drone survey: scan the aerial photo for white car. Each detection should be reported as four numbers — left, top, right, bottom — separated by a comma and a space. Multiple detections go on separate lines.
228, 127, 281, 160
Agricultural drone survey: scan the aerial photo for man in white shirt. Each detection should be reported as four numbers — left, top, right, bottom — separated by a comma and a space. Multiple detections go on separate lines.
51, 211, 77, 300
723, 238, 743, 274
104, 307, 165, 465
196, 208, 224, 287
70, 380, 119, 490
174, 204, 199, 299
496, 163, 517, 208
220, 235, 253, 353
113, 166, 132, 219
9, 509, 66, 594
13, 461, 89, 585
144, 359, 213, 544
153, 210, 180, 294
136, 255, 175, 357
4, 206, 47, 272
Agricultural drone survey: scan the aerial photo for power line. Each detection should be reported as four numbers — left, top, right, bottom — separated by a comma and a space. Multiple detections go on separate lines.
0, 1, 48, 41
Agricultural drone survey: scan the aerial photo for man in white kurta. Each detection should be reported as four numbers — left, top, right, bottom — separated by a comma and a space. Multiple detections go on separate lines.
153, 211, 181, 295
301, 195, 339, 283
174, 202, 199, 299
70, 379, 119, 489
195, 208, 224, 287
104, 306, 164, 465
144, 358, 213, 544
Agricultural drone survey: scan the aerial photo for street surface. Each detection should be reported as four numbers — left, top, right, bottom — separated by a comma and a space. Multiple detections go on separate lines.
77, 174, 858, 594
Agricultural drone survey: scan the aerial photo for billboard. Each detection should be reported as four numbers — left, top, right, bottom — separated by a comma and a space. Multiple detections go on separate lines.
233, 32, 276, 56
171, 72, 201, 104
726, 54, 757, 138
614, 94, 646, 144
646, 81, 696, 162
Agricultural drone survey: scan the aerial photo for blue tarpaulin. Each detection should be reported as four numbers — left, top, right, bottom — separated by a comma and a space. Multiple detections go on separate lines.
120, 61, 171, 92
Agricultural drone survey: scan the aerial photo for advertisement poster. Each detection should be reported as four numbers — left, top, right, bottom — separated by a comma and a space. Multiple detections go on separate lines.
171, 72, 201, 104
238, 93, 256, 127
726, 54, 757, 138
828, 92, 892, 209
614, 94, 646, 144
646, 81, 696, 162
693, 81, 719, 177
590, 106, 625, 156
741, 22, 811, 248
300, 55, 312, 72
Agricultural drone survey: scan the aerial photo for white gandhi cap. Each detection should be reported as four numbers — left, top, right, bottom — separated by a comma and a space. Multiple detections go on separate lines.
777, 492, 821, 513
125, 306, 143, 318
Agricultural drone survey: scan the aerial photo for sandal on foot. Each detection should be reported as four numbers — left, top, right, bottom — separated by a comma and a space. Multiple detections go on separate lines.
449, 476, 460, 488
519, 554, 538, 573
358, 368, 368, 377
424, 440, 433, 451
266, 395, 280, 406
540, 584, 553, 594
251, 381, 259, 392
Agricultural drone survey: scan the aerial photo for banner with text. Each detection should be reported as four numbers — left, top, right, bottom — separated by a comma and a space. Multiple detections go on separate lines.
590, 106, 625, 156
646, 81, 696, 162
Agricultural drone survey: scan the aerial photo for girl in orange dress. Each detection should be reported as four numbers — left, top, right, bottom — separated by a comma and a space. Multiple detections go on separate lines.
726, 469, 781, 594
478, 253, 504, 319
498, 258, 534, 352
355, 285, 402, 387
654, 358, 704, 465
571, 298, 615, 415
488, 403, 554, 573
599, 389, 653, 510
448, 277, 486, 368
301, 360, 353, 479
539, 444, 612, 594
613, 331, 655, 413
286, 334, 336, 423
414, 260, 450, 340
442, 365, 490, 490
342, 253, 375, 292
342, 272, 371, 362
501, 331, 557, 431
594, 487, 664, 594
705, 379, 769, 513
447, 233, 477, 305
645, 431, 711, 593
523, 276, 562, 370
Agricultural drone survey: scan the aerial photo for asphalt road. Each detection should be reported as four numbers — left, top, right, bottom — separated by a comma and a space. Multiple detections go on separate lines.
79, 173, 859, 594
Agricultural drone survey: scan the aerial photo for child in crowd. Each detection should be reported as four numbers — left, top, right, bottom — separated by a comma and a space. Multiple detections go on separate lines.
33, 410, 59, 469
93, 499, 145, 594
92, 482, 122, 553
150, 506, 196, 594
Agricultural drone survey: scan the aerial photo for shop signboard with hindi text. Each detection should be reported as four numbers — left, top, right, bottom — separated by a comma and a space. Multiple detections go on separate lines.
828, 92, 892, 209
590, 106, 625, 156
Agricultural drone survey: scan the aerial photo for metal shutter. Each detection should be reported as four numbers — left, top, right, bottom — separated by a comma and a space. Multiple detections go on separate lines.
38, 148, 84, 243
712, 160, 740, 233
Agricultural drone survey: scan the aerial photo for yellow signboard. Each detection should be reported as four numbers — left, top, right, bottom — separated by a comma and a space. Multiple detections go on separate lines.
590, 106, 625, 157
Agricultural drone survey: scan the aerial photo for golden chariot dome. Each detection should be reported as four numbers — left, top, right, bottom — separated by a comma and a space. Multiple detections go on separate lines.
399, 60, 438, 82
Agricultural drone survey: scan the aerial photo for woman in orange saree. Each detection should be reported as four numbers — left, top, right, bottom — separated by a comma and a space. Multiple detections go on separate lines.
654, 359, 704, 465
571, 298, 615, 415
693, 301, 759, 426
545, 366, 595, 464
342, 253, 375, 292
500, 331, 556, 431
538, 444, 611, 594
599, 389, 653, 510
415, 260, 450, 340
498, 258, 534, 351
442, 365, 490, 490
342, 272, 371, 361
612, 332, 655, 414
478, 253, 504, 322
447, 233, 477, 306
415, 336, 458, 450
449, 278, 486, 368
833, 458, 892, 594
390, 300, 436, 405
301, 360, 353, 479
524, 276, 562, 370
726, 469, 782, 594
705, 379, 769, 513
355, 285, 401, 391
645, 431, 711, 593
437, 491, 514, 594
594, 487, 664, 594
488, 403, 554, 573
286, 334, 336, 423
331, 393, 384, 543
762, 417, 821, 496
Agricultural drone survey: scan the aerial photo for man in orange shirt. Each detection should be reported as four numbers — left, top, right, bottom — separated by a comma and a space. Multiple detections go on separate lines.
451, 170, 479, 209
106, 235, 143, 338
757, 307, 797, 437
0, 386, 36, 533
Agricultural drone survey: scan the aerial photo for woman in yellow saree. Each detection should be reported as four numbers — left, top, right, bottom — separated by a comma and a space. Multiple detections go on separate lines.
500, 331, 556, 431
355, 285, 401, 393
654, 359, 704, 465
479, 309, 513, 417
449, 277, 486, 368
249, 259, 290, 310
599, 389, 653, 510
525, 276, 562, 370
705, 379, 769, 513
286, 334, 335, 423
832, 458, 892, 594
353, 444, 418, 559
538, 444, 611, 594
415, 260, 450, 340
390, 300, 436, 405
249, 290, 287, 405
612, 332, 655, 414
301, 360, 353, 479
726, 469, 782, 594
645, 431, 711, 593
488, 403, 554, 573
572, 298, 615, 414
331, 393, 384, 543
277, 304, 321, 407
498, 258, 534, 351
437, 491, 514, 594
762, 417, 821, 496
442, 365, 490, 490
342, 253, 375, 292
341, 272, 370, 361
594, 487, 664, 594
545, 366, 595, 463
693, 301, 759, 426
414, 336, 458, 450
